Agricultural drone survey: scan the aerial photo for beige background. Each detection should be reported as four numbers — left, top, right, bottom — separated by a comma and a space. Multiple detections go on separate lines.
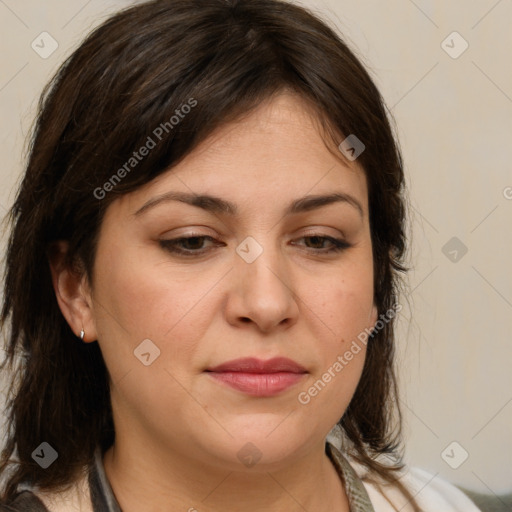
1, 0, 511, 496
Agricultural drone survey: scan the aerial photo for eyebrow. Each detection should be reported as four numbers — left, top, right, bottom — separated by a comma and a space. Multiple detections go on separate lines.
133, 191, 364, 218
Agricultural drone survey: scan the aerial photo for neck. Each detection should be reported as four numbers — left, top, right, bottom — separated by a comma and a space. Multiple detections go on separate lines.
103, 438, 350, 512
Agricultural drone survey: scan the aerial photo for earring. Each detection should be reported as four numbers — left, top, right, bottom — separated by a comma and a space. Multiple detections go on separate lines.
79, 329, 85, 341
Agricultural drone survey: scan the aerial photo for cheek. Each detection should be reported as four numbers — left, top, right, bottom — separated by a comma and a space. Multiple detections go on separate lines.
91, 250, 211, 424
296, 284, 371, 422
296, 259, 373, 407
315, 264, 375, 342
91, 244, 224, 377
317, 283, 371, 377
94, 245, 197, 334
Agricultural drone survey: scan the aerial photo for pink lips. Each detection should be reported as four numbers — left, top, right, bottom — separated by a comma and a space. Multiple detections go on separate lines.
205, 357, 307, 397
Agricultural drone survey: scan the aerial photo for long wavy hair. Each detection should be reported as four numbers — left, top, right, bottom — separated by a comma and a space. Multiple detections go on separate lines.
0, 0, 417, 509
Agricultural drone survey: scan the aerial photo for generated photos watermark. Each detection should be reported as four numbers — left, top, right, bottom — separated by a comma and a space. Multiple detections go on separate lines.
297, 303, 402, 405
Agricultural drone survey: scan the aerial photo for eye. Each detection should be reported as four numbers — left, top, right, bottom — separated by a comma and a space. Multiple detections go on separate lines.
159, 233, 351, 257
159, 235, 220, 256
292, 234, 351, 253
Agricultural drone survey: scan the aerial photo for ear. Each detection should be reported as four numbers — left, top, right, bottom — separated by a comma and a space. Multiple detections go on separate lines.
47, 241, 97, 343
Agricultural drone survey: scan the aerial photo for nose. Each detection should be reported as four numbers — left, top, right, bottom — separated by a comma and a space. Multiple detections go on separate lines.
224, 238, 300, 333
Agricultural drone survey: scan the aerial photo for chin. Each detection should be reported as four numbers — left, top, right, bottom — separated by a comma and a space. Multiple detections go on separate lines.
202, 428, 313, 471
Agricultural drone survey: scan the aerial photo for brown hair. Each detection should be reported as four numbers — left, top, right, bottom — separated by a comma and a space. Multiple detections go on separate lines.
0, 0, 417, 509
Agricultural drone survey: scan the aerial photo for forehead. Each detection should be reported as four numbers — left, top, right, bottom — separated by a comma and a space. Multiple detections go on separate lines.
112, 92, 369, 219
194, 92, 358, 168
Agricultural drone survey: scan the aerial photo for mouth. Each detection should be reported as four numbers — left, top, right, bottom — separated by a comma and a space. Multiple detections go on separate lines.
204, 357, 308, 397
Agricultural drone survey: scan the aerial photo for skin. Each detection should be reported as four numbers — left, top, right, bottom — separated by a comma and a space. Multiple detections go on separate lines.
49, 92, 378, 512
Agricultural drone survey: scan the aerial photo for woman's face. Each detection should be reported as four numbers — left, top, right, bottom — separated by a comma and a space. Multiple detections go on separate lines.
87, 92, 377, 470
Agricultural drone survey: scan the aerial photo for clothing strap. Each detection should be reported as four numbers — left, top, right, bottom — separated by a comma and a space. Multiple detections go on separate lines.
326, 442, 376, 512
89, 447, 122, 512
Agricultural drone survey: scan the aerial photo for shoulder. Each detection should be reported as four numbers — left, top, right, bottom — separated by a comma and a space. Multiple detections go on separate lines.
0, 468, 93, 512
341, 454, 484, 512
31, 473, 93, 512
0, 490, 50, 511
361, 465, 484, 512
325, 427, 507, 512
454, 486, 512, 512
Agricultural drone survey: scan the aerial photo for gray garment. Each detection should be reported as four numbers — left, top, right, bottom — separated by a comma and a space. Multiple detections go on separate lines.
89, 446, 122, 512
326, 442, 376, 511
0, 445, 117, 512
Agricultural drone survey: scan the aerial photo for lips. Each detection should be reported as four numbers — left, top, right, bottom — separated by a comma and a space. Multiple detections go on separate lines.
205, 357, 307, 374
205, 357, 307, 397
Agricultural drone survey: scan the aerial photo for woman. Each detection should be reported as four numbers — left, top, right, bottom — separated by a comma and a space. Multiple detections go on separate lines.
0, 0, 487, 510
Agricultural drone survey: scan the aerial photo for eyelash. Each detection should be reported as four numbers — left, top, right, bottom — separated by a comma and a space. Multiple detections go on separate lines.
159, 234, 351, 257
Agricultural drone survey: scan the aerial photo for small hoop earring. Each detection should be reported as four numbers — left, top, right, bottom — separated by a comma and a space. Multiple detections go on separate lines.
79, 329, 85, 341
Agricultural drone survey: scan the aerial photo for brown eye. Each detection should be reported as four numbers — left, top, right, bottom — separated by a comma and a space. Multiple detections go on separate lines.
159, 236, 220, 256
293, 235, 351, 253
